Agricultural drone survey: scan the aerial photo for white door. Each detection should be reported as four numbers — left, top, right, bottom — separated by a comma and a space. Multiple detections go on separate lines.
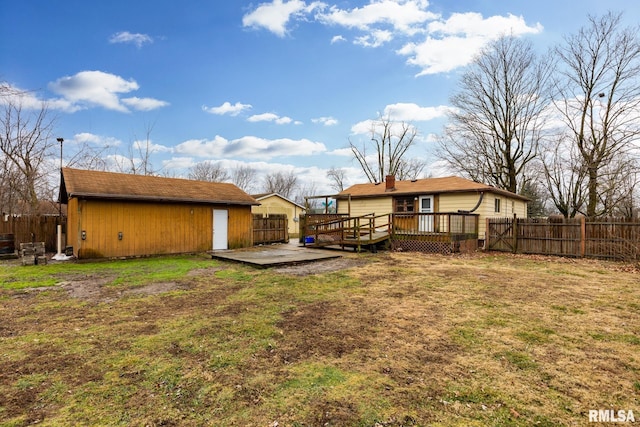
213, 209, 228, 250
418, 196, 434, 232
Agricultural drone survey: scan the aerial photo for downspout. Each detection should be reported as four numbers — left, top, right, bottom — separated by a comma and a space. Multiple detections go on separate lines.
458, 191, 484, 214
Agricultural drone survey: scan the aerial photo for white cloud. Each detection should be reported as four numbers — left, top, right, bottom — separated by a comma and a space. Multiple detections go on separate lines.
47, 71, 167, 113
382, 102, 453, 121
242, 0, 324, 37
108, 31, 154, 48
312, 116, 339, 126
350, 116, 418, 137
400, 12, 543, 75
161, 156, 195, 171
427, 159, 454, 177
122, 97, 170, 111
0, 84, 78, 112
174, 135, 326, 159
329, 147, 353, 156
427, 12, 542, 38
132, 139, 173, 153
248, 112, 294, 124
354, 29, 393, 47
243, 1, 543, 76
318, 0, 437, 35
203, 101, 252, 116
73, 132, 122, 147
351, 119, 376, 135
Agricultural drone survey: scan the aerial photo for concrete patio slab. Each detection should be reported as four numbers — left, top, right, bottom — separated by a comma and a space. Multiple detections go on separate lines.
209, 242, 342, 267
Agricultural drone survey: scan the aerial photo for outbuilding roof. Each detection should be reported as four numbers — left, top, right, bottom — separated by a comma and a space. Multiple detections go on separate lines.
60, 168, 259, 206
337, 176, 530, 201
251, 193, 306, 209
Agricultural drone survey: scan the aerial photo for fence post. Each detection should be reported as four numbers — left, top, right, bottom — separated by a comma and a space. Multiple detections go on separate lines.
485, 217, 490, 247
512, 214, 518, 254
580, 216, 586, 257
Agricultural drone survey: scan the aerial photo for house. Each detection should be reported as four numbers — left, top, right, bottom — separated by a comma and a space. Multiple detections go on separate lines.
335, 175, 529, 239
251, 193, 306, 237
59, 168, 259, 259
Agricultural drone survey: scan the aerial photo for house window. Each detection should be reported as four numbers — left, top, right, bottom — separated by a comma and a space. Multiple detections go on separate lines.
494, 198, 501, 213
395, 196, 415, 212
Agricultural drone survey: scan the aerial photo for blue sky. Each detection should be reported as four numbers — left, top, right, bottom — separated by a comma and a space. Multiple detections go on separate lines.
2, 0, 640, 195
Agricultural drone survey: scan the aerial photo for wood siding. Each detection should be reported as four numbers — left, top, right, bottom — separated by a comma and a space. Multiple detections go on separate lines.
67, 198, 252, 259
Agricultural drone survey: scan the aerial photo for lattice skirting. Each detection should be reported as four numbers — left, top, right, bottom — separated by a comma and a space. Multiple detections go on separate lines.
391, 238, 478, 254
391, 239, 452, 254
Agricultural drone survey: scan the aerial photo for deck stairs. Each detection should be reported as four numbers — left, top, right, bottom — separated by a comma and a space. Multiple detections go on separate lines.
303, 213, 391, 252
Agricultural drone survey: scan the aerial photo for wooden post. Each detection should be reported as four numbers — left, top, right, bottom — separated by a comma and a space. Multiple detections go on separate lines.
580, 216, 586, 257
485, 217, 490, 250
512, 213, 518, 254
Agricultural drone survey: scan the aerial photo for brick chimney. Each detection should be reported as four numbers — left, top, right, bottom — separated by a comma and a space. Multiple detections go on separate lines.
385, 175, 396, 191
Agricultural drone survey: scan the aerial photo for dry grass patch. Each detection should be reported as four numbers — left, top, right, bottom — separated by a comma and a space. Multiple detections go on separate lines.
0, 252, 638, 426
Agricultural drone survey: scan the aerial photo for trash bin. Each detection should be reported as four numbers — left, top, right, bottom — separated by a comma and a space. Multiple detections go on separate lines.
0, 233, 15, 254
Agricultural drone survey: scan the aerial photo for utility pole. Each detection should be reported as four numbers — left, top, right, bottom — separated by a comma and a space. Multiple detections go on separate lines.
53, 137, 65, 260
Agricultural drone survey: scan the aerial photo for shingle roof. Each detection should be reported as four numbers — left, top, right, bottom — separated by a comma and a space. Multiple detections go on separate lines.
337, 176, 529, 201
60, 168, 259, 206
251, 193, 306, 209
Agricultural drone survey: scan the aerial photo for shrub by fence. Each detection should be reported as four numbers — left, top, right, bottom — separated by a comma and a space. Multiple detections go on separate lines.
486, 216, 640, 261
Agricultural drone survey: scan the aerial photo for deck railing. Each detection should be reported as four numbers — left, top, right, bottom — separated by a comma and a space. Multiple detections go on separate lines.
391, 212, 479, 239
302, 213, 392, 249
302, 212, 479, 252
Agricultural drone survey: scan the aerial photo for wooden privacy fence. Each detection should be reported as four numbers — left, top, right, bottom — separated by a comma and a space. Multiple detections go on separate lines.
253, 214, 288, 245
0, 215, 64, 253
486, 216, 640, 261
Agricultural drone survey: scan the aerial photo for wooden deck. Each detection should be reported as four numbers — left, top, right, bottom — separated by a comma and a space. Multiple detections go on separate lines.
303, 212, 479, 253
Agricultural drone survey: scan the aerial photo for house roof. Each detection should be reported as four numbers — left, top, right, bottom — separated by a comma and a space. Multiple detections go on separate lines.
251, 193, 306, 209
60, 168, 259, 206
337, 176, 529, 201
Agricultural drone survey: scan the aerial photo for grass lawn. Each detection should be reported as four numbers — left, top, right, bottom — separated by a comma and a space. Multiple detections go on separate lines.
0, 251, 638, 426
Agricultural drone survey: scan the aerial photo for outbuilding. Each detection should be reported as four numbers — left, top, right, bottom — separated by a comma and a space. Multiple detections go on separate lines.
251, 193, 306, 238
60, 168, 258, 259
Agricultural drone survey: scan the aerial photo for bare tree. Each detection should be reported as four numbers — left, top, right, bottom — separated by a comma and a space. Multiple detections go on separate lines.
327, 166, 347, 192
349, 114, 418, 183
66, 139, 110, 171
188, 161, 230, 182
553, 12, 640, 217
263, 170, 298, 199
614, 166, 639, 218
538, 135, 588, 218
597, 154, 639, 217
117, 121, 158, 175
0, 91, 56, 214
231, 165, 257, 193
520, 178, 549, 217
293, 181, 319, 206
437, 35, 553, 193
396, 157, 427, 181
